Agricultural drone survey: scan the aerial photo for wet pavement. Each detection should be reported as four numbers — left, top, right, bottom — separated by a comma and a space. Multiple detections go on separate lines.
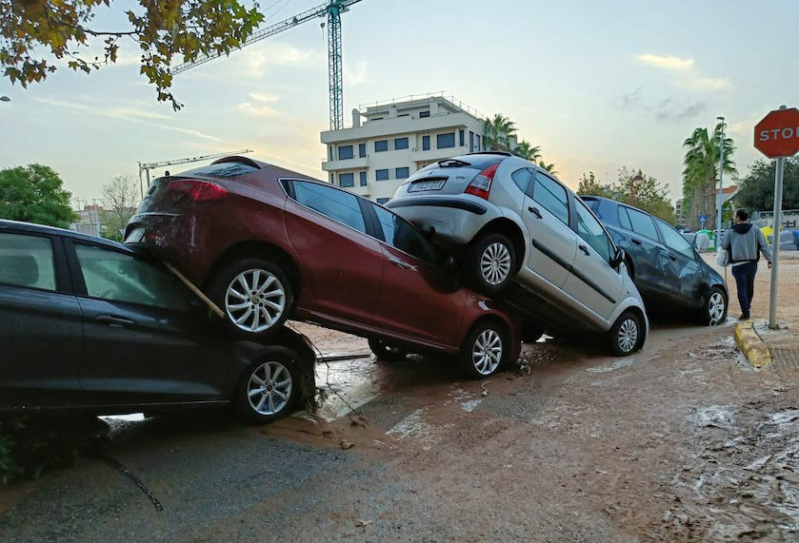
2, 309, 799, 542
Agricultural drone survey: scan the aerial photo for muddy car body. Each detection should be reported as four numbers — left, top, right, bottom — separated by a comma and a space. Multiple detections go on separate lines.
125, 156, 521, 378
0, 220, 315, 423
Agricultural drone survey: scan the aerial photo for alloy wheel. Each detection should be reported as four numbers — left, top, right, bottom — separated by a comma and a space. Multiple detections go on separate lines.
472, 329, 503, 375
225, 269, 286, 333
247, 361, 293, 416
708, 292, 725, 325
480, 242, 512, 286
617, 318, 639, 354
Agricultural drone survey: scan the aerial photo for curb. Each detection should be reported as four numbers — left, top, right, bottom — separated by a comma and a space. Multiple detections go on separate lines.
734, 321, 772, 369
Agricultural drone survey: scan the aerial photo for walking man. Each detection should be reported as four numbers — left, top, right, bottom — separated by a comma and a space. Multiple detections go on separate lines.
721, 208, 772, 320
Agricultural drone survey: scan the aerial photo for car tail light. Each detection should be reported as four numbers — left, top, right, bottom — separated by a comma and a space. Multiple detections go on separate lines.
166, 179, 228, 201
464, 163, 499, 200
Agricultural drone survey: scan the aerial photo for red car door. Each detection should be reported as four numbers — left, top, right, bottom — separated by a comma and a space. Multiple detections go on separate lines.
283, 180, 383, 324
368, 203, 466, 348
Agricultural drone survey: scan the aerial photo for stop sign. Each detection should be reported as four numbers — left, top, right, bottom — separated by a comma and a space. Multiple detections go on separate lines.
754, 107, 799, 158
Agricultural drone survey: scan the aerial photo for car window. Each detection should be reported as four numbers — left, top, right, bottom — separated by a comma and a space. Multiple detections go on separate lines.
511, 168, 532, 195
656, 219, 695, 259
581, 197, 600, 215
372, 204, 439, 263
625, 207, 659, 240
292, 181, 367, 234
0, 232, 57, 291
574, 199, 612, 262
532, 172, 570, 226
618, 206, 633, 230
75, 244, 192, 311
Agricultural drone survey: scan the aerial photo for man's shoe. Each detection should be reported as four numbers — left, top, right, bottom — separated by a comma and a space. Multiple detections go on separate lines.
739, 314, 750, 321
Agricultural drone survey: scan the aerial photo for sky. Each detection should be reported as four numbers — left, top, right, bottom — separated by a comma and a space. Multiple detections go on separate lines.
1, 0, 797, 206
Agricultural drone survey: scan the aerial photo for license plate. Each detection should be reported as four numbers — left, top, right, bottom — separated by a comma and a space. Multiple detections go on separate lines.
408, 180, 445, 192
125, 227, 145, 243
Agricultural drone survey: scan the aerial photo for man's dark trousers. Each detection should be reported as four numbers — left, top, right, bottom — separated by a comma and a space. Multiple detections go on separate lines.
731, 261, 758, 318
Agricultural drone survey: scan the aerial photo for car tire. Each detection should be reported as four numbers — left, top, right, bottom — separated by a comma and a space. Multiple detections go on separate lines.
208, 258, 293, 340
235, 355, 300, 424
607, 311, 642, 356
368, 338, 407, 362
459, 320, 509, 379
468, 232, 516, 295
704, 287, 728, 326
522, 321, 544, 343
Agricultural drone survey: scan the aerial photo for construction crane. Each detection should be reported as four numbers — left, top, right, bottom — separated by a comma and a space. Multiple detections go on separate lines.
169, 0, 364, 131
137, 149, 253, 196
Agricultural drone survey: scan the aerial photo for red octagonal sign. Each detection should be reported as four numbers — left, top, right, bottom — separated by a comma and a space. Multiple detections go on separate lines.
754, 107, 799, 158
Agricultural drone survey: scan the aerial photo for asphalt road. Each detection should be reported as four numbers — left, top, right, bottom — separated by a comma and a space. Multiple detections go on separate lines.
1, 312, 797, 542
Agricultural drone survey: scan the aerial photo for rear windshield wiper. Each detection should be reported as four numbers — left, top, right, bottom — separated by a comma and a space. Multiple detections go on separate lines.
437, 158, 471, 168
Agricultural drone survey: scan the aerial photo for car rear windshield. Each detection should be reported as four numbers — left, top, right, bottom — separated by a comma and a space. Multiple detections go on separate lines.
441, 154, 507, 171
178, 161, 259, 178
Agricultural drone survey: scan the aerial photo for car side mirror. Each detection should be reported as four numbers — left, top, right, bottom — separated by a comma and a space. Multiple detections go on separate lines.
610, 248, 626, 269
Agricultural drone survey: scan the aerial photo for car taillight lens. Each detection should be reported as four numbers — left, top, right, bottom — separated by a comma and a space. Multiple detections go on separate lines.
167, 179, 228, 201
464, 163, 499, 200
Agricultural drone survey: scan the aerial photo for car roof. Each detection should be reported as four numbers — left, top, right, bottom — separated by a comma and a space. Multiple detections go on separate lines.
0, 219, 135, 253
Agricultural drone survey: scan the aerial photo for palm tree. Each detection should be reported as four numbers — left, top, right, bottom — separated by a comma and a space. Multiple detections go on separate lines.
483, 114, 517, 151
513, 140, 542, 161
682, 123, 736, 230
538, 160, 557, 175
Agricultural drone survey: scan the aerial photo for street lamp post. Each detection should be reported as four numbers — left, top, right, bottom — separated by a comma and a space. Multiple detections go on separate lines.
630, 173, 643, 206
716, 116, 726, 252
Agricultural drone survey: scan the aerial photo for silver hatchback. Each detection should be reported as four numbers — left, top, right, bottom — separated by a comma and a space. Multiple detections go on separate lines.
387, 152, 648, 356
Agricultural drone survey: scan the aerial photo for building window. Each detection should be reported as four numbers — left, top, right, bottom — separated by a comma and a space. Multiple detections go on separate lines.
437, 133, 456, 149
476, 135, 481, 151
376, 169, 389, 181
377, 197, 390, 204
339, 173, 355, 188
359, 171, 367, 186
375, 140, 388, 152
328, 146, 333, 161
338, 145, 353, 160
422, 135, 430, 151
459, 130, 465, 147
329, 173, 334, 184
469, 131, 474, 152
358, 143, 366, 158
419, 111, 430, 118
394, 137, 409, 150
395, 167, 410, 179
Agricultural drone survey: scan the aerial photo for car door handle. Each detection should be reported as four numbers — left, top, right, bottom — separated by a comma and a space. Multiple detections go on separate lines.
96, 315, 136, 327
578, 244, 590, 256
389, 257, 416, 271
631, 238, 642, 246
528, 206, 542, 219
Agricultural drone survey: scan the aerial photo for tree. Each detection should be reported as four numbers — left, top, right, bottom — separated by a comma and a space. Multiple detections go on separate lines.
483, 114, 517, 151
1, 0, 264, 110
513, 140, 542, 161
682, 123, 736, 230
0, 164, 76, 228
613, 167, 676, 224
735, 157, 799, 212
576, 171, 610, 197
100, 175, 139, 241
537, 160, 557, 175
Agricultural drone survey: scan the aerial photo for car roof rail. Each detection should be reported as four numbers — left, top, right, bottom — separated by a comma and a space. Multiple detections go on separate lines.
463, 151, 513, 157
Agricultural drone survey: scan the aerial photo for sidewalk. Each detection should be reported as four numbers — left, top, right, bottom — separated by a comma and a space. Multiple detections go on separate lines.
702, 252, 799, 374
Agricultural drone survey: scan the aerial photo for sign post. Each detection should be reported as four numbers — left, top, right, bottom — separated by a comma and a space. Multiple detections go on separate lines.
753, 105, 799, 329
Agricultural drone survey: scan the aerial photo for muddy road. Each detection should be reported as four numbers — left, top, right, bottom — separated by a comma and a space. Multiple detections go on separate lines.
1, 259, 798, 542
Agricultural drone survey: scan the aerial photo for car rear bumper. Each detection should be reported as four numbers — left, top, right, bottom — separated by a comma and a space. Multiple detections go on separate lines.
386, 196, 500, 245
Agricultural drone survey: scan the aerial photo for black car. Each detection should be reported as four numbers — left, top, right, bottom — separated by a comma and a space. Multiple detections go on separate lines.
0, 220, 315, 423
578, 197, 728, 325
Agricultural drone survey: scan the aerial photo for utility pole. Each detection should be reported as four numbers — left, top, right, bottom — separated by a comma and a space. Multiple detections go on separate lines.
716, 116, 726, 252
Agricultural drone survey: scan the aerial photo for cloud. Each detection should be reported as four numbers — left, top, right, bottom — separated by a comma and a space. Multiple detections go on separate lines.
611, 91, 706, 122
34, 98, 221, 141
238, 102, 280, 117
249, 92, 280, 103
612, 87, 644, 110
654, 98, 707, 122
345, 61, 369, 86
635, 52, 731, 92
636, 53, 694, 71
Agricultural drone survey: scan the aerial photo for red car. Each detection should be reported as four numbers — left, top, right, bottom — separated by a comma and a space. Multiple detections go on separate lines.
125, 156, 520, 378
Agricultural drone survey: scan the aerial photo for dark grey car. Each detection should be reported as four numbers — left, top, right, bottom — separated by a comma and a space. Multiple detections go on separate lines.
579, 197, 728, 325
0, 220, 315, 423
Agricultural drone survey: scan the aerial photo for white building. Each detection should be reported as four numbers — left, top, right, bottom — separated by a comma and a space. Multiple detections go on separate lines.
320, 94, 487, 203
